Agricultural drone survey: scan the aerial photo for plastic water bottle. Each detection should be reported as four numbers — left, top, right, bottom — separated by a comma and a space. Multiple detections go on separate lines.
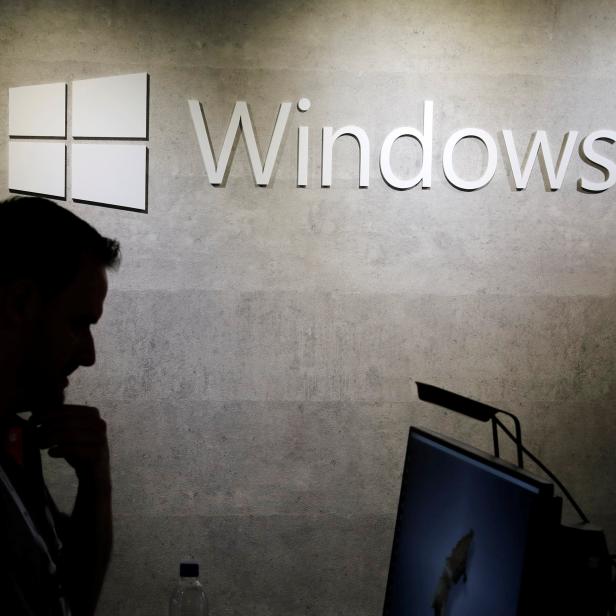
169, 561, 209, 616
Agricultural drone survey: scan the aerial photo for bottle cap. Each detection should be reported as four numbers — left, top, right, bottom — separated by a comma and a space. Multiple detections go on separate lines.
180, 561, 199, 578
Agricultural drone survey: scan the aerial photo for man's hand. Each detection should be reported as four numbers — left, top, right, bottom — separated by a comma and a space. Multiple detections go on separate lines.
36, 405, 110, 482
36, 405, 112, 616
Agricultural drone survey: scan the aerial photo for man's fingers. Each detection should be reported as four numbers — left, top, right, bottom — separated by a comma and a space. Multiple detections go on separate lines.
36, 404, 103, 424
36, 406, 106, 438
35, 404, 110, 476
38, 417, 107, 437
48, 445, 104, 458
37, 422, 107, 449
39, 432, 106, 449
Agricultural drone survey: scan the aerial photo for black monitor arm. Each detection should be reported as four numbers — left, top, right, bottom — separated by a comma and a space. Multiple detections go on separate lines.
415, 381, 524, 468
415, 381, 589, 525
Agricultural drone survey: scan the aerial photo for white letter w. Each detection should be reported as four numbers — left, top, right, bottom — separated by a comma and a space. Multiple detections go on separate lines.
188, 100, 291, 186
502, 130, 578, 191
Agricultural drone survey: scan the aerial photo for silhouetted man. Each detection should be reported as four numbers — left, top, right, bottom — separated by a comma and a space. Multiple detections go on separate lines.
0, 196, 120, 615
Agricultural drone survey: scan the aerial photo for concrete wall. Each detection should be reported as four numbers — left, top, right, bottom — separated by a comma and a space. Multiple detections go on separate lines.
1, 0, 616, 613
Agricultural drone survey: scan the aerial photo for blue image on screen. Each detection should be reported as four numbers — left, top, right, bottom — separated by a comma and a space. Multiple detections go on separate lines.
385, 432, 541, 616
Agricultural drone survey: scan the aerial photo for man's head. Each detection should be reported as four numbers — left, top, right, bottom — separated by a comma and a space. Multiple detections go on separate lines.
0, 196, 120, 414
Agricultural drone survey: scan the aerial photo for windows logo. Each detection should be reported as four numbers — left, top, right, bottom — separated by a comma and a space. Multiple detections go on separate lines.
8, 72, 149, 213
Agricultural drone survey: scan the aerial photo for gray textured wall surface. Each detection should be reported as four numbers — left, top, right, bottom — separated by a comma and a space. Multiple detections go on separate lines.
1, 0, 616, 614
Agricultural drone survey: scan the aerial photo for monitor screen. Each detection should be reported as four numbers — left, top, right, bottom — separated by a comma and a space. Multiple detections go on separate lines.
383, 427, 554, 616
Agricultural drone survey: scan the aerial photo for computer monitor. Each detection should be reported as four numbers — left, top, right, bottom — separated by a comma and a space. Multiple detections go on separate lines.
383, 427, 558, 616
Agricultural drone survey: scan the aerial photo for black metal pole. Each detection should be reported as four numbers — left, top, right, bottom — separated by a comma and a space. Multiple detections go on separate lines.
491, 416, 500, 459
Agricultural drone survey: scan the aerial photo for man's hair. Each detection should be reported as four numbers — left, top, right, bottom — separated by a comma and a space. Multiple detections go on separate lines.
0, 196, 120, 295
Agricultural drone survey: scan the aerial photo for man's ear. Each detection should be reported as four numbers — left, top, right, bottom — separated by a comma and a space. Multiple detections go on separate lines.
0, 279, 42, 328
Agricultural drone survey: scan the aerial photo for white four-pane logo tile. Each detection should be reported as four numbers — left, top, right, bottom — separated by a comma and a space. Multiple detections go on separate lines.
72, 73, 148, 139
9, 142, 66, 198
8, 73, 148, 211
8, 82, 67, 198
72, 144, 147, 211
9, 82, 66, 137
